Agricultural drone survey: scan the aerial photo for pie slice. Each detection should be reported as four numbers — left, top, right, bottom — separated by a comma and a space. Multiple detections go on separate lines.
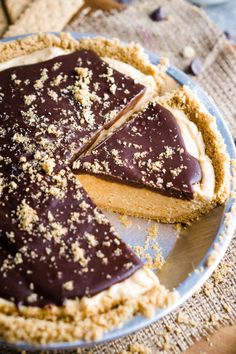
0, 33, 177, 345
0, 48, 148, 165
76, 88, 229, 223
0, 169, 143, 304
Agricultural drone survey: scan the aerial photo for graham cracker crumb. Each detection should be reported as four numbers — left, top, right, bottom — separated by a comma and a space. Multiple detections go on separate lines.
63, 281, 74, 291
71, 242, 88, 266
121, 343, 152, 354
205, 251, 219, 267
17, 200, 39, 233
41, 158, 55, 175
147, 223, 159, 238
118, 214, 132, 228
177, 312, 197, 327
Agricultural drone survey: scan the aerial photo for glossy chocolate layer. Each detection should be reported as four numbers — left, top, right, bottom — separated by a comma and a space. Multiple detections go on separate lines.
77, 102, 202, 200
0, 50, 144, 306
0, 50, 145, 171
0, 171, 141, 306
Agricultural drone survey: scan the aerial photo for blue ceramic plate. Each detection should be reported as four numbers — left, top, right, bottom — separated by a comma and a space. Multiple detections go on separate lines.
0, 32, 236, 352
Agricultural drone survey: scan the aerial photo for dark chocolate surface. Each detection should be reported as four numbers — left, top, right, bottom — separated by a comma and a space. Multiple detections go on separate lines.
77, 101, 202, 200
0, 171, 141, 306
0, 50, 144, 306
0, 50, 144, 172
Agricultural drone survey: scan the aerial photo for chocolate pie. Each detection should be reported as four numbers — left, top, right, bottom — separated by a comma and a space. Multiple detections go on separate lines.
0, 33, 229, 344
76, 88, 229, 223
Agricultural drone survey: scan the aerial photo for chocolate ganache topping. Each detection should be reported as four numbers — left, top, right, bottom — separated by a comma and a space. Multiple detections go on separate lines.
0, 50, 145, 172
0, 50, 145, 306
76, 101, 202, 200
0, 171, 141, 306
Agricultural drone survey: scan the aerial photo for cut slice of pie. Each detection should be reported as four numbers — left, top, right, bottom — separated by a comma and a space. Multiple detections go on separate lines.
75, 87, 229, 223
1, 169, 173, 343
0, 33, 177, 345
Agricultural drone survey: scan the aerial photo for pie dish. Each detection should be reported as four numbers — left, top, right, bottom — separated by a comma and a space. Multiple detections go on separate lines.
0, 32, 232, 347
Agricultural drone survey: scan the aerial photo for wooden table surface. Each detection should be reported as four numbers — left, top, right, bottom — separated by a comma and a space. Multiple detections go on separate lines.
186, 325, 236, 354
80, 1, 236, 354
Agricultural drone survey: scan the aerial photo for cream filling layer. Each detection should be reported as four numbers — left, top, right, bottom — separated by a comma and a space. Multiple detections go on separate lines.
0, 47, 71, 71
75, 267, 161, 316
168, 108, 215, 201
0, 267, 163, 318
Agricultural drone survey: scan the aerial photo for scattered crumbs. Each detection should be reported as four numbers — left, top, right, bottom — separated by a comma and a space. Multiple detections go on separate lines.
175, 223, 182, 233
51, 222, 67, 239
52, 62, 62, 71
146, 222, 159, 238
159, 56, 169, 67
16, 200, 39, 233
194, 266, 204, 274
41, 157, 55, 175
47, 88, 59, 102
71, 242, 88, 266
34, 67, 48, 90
221, 300, 231, 313
133, 225, 165, 271
203, 281, 214, 297
96, 250, 104, 258
118, 214, 132, 228
47, 123, 62, 137
63, 281, 74, 291
12, 132, 29, 144
24, 94, 36, 105
151, 246, 165, 270
176, 312, 196, 327
212, 262, 233, 285
84, 232, 98, 247
121, 343, 152, 354
94, 209, 109, 225
205, 251, 218, 267
72, 159, 81, 170
27, 293, 38, 303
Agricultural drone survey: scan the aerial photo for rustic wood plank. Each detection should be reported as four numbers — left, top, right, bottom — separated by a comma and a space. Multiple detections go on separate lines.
85, 0, 124, 11
186, 325, 236, 354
